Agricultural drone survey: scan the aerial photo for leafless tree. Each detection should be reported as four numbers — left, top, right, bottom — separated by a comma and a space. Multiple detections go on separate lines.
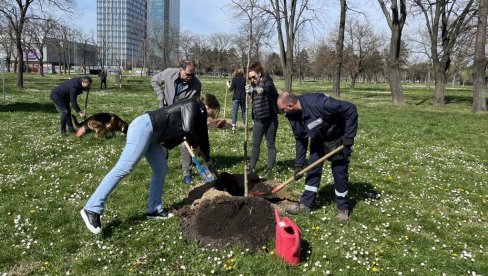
472, 0, 487, 113
343, 18, 383, 89
412, 0, 477, 105
0, 18, 15, 72
23, 16, 56, 76
378, 0, 407, 104
208, 33, 234, 76
258, 0, 321, 91
333, 0, 347, 97
0, 0, 75, 88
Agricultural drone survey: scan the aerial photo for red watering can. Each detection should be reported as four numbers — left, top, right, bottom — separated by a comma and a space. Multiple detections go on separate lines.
274, 209, 301, 266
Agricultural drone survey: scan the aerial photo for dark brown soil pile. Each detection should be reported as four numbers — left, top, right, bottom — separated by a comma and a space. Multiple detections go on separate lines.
176, 172, 296, 250
179, 196, 275, 249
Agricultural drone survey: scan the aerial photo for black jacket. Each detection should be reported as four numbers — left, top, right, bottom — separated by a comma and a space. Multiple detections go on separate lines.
250, 74, 278, 120
50, 78, 86, 113
146, 99, 211, 161
230, 75, 246, 100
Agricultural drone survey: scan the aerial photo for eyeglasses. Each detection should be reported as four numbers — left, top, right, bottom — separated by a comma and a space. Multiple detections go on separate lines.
248, 74, 258, 80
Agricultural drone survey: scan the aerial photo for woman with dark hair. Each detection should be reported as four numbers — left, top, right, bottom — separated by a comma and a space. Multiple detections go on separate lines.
230, 68, 246, 132
245, 62, 279, 179
80, 95, 220, 235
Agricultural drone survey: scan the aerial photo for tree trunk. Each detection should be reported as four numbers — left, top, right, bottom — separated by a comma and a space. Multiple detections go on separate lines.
388, 27, 405, 104
16, 37, 24, 88
433, 66, 446, 105
473, 0, 487, 113
333, 0, 347, 98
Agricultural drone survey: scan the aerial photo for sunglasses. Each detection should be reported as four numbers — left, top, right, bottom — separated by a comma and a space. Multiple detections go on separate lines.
186, 73, 195, 77
248, 74, 258, 80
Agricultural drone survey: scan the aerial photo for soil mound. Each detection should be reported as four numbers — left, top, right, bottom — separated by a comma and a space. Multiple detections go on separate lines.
176, 172, 296, 250
179, 196, 275, 249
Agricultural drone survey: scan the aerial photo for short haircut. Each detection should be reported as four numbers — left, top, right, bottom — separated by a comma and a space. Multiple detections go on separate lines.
278, 91, 298, 105
179, 60, 195, 70
248, 61, 264, 75
81, 76, 93, 83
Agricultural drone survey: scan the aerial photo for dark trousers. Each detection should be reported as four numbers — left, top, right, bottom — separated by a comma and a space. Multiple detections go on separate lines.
250, 116, 278, 170
50, 95, 75, 135
300, 140, 352, 210
100, 79, 107, 89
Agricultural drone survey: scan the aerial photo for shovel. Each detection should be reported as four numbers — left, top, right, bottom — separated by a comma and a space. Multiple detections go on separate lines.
249, 145, 344, 197
183, 140, 216, 183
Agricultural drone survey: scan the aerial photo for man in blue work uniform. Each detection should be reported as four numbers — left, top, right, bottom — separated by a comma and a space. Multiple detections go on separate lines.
276, 91, 358, 222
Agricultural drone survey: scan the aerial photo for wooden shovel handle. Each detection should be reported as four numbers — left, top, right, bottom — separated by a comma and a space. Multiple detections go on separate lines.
272, 145, 345, 194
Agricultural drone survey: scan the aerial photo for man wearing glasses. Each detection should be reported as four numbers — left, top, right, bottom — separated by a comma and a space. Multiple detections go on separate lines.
151, 60, 202, 184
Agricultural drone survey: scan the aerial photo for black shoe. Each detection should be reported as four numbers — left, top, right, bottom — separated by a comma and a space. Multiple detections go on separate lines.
80, 208, 102, 234
147, 209, 174, 220
247, 168, 259, 181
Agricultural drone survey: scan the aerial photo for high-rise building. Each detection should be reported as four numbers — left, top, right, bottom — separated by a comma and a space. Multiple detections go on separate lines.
147, 0, 180, 67
97, 0, 146, 68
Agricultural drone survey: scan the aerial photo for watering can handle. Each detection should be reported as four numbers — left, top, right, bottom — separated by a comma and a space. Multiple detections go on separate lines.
274, 209, 281, 223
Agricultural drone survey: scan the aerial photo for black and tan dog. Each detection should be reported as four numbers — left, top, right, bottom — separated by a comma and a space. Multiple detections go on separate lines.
71, 113, 129, 138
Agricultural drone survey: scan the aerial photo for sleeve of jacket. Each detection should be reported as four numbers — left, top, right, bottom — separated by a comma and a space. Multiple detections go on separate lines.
181, 101, 211, 162
70, 86, 82, 113
288, 117, 308, 167
151, 72, 164, 100
325, 99, 358, 146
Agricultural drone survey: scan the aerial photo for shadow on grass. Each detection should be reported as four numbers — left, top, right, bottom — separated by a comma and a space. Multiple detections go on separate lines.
316, 182, 379, 214
101, 214, 147, 237
1, 102, 57, 113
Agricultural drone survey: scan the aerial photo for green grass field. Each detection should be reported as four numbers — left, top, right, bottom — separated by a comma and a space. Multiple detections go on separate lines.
0, 73, 487, 275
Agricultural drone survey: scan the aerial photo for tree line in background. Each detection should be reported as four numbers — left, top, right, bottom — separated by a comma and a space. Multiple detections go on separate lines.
0, 0, 486, 112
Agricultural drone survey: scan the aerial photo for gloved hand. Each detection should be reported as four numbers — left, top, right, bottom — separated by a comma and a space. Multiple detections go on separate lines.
245, 84, 253, 95
255, 87, 263, 94
226, 81, 231, 88
342, 137, 354, 146
294, 166, 304, 180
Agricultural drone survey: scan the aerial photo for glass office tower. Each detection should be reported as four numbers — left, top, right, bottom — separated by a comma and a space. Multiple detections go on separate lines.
147, 0, 180, 67
97, 0, 146, 68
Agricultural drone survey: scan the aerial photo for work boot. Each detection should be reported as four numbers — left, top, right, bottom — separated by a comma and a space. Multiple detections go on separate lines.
336, 209, 349, 222
285, 203, 311, 215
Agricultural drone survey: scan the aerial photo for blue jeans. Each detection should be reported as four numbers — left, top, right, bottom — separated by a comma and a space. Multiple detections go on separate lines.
84, 114, 168, 214
231, 100, 246, 126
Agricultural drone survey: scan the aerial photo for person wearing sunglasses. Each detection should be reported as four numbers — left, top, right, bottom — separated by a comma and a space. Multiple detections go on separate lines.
245, 61, 280, 179
151, 60, 202, 184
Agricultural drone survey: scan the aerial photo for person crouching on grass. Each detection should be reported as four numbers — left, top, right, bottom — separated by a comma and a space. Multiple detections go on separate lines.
80, 94, 220, 235
277, 91, 358, 222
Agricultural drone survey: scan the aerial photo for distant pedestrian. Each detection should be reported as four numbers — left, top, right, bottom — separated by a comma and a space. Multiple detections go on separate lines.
98, 69, 107, 89
50, 76, 92, 137
230, 68, 246, 133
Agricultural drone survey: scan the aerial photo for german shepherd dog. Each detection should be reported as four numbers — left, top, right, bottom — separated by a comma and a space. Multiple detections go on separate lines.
71, 113, 129, 138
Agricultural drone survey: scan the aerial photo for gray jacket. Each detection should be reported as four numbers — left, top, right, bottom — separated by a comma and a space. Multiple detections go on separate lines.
151, 68, 202, 107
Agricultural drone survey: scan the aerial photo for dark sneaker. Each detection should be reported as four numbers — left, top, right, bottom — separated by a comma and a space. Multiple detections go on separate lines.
147, 209, 174, 220
248, 168, 259, 181
336, 209, 349, 222
80, 208, 102, 234
285, 203, 312, 215
260, 168, 272, 179
182, 175, 192, 184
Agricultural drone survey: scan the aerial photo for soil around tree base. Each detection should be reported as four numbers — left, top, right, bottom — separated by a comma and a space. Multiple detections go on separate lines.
175, 172, 297, 250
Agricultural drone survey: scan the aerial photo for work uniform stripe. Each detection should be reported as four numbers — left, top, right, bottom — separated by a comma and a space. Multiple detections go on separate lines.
305, 185, 318, 193
335, 189, 348, 197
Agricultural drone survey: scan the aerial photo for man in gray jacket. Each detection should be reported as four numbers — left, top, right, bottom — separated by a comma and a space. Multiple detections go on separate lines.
151, 60, 202, 184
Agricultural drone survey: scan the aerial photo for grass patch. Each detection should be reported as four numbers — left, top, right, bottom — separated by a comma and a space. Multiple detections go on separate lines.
0, 73, 487, 274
